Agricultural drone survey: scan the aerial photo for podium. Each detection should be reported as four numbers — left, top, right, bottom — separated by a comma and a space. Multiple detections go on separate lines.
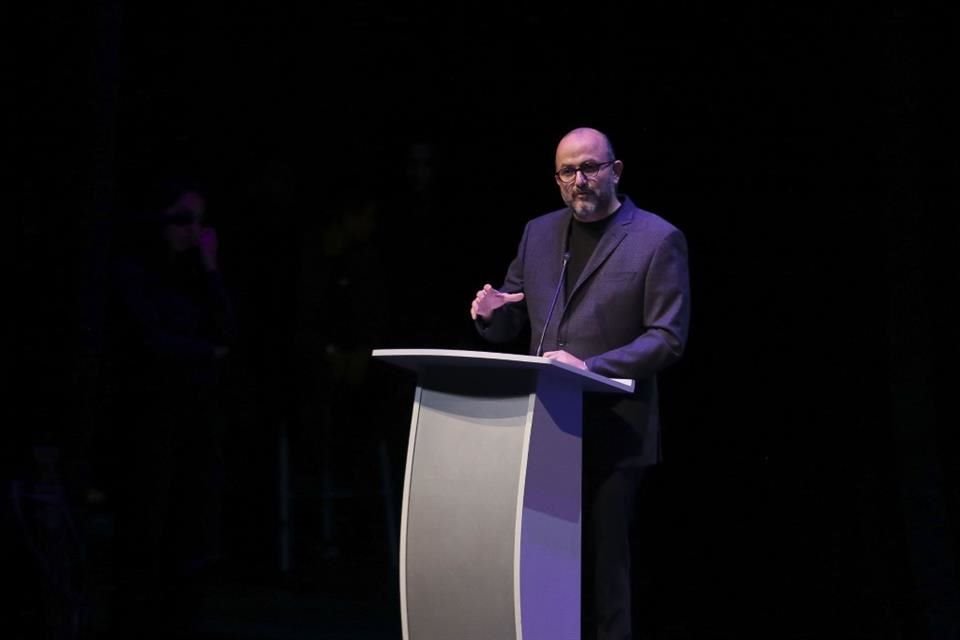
371, 349, 634, 640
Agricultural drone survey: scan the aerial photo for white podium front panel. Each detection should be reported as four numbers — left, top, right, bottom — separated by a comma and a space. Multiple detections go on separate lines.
403, 389, 530, 639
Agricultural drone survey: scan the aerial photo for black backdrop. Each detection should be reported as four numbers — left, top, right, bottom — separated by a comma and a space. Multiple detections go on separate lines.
13, 2, 960, 638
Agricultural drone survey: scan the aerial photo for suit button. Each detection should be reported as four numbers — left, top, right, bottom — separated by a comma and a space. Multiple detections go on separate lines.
558, 341, 566, 348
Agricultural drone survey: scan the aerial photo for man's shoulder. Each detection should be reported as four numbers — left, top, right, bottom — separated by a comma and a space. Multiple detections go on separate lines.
527, 207, 570, 229
620, 198, 683, 238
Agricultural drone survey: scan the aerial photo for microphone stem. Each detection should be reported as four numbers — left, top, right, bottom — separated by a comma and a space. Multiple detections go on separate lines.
536, 252, 570, 357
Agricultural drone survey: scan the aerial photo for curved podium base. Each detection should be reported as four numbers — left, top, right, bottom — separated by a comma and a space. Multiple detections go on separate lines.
374, 349, 633, 640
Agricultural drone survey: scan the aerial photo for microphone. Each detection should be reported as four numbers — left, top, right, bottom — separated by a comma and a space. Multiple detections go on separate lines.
536, 251, 570, 357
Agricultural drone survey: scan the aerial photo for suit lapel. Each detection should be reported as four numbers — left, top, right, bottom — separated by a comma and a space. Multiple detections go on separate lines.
565, 202, 635, 304
547, 210, 573, 301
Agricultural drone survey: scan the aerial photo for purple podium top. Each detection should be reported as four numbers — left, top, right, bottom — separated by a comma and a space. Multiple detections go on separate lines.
372, 348, 634, 394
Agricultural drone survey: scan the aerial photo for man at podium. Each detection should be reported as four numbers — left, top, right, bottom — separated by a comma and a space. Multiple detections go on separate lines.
471, 126, 691, 640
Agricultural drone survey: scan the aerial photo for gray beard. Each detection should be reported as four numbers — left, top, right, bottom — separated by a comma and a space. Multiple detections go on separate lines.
571, 195, 606, 221
572, 201, 596, 219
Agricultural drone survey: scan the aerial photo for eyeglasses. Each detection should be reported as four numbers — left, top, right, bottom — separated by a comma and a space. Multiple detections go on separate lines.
555, 160, 616, 183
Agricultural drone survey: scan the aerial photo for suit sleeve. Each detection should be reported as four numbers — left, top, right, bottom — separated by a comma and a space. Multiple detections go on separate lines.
475, 222, 531, 344
584, 229, 691, 380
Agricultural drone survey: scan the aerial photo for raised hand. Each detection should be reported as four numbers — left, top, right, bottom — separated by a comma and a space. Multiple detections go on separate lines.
470, 283, 525, 321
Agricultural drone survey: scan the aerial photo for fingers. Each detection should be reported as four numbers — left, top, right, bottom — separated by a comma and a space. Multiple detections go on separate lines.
475, 286, 523, 304
470, 284, 524, 321
474, 284, 497, 311
476, 284, 497, 299
541, 351, 586, 369
472, 285, 491, 315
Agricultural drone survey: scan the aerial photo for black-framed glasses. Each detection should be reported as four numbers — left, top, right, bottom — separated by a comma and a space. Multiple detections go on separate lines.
555, 160, 616, 183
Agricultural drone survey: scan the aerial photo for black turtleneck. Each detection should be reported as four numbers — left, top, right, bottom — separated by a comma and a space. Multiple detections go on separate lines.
565, 206, 619, 300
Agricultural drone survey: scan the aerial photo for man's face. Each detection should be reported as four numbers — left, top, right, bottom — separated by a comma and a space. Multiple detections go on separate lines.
554, 133, 622, 221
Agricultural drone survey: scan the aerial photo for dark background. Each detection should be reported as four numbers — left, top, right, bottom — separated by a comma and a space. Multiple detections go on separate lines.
11, 2, 960, 638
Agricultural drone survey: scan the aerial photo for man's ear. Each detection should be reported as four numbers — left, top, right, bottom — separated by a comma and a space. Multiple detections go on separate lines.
612, 159, 624, 183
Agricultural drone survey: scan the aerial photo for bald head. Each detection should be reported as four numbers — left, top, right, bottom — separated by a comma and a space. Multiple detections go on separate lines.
556, 127, 616, 163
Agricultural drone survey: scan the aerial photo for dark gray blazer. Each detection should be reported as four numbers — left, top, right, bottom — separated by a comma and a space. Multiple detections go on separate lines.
478, 196, 691, 469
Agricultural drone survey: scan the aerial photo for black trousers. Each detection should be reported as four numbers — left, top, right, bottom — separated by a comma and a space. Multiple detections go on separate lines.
582, 464, 660, 640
